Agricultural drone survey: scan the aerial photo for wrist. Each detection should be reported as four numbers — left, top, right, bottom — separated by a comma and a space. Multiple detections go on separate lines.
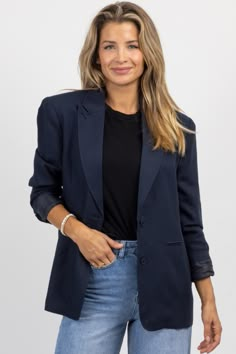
194, 276, 216, 306
201, 296, 216, 307
60, 213, 76, 236
64, 217, 91, 243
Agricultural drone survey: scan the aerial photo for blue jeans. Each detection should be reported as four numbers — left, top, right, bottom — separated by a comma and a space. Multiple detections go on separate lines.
54, 240, 192, 354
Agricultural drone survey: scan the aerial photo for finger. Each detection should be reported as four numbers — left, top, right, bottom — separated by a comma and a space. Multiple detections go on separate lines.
92, 255, 115, 268
199, 344, 212, 354
104, 236, 123, 248
199, 335, 211, 346
105, 250, 117, 263
204, 334, 221, 353
198, 336, 215, 353
197, 336, 211, 350
90, 257, 105, 268
90, 259, 100, 267
197, 344, 211, 353
197, 343, 211, 352
102, 254, 116, 265
96, 257, 109, 267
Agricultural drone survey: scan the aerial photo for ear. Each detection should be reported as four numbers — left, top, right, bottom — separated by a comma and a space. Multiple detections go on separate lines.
96, 58, 100, 64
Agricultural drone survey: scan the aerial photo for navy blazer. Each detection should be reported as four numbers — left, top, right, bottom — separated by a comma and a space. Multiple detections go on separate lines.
28, 88, 214, 330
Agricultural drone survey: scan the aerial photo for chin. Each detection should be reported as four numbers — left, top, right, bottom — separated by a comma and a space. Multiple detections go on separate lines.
107, 77, 140, 87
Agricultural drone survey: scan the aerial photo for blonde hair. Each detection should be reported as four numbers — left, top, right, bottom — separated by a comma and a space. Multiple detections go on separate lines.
78, 1, 195, 156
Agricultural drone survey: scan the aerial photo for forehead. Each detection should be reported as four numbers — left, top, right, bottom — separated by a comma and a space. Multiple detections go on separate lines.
99, 21, 139, 40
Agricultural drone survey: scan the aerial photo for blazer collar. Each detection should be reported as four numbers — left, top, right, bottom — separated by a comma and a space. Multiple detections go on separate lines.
77, 88, 164, 221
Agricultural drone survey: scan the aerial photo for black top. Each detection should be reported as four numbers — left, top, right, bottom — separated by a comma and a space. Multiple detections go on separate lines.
101, 103, 142, 240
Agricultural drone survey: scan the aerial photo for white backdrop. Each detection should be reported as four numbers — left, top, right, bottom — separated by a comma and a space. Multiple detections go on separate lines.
1, 0, 235, 353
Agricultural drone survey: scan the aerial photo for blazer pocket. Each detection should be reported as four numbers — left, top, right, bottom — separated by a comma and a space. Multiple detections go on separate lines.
167, 240, 184, 246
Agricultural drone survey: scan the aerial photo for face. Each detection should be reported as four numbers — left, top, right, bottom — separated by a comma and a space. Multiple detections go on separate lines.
97, 21, 145, 89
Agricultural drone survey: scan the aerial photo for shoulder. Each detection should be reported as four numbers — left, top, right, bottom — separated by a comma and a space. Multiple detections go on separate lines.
40, 88, 101, 113
176, 110, 196, 131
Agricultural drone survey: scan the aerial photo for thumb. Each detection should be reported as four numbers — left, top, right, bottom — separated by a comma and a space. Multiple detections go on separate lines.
106, 237, 124, 248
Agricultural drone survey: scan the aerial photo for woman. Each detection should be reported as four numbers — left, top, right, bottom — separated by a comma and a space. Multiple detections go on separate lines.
28, 2, 222, 353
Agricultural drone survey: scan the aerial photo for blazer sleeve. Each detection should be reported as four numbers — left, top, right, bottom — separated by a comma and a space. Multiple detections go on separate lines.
177, 117, 215, 282
28, 97, 63, 223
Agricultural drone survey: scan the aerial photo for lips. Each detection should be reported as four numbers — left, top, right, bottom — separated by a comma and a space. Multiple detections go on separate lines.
111, 67, 132, 74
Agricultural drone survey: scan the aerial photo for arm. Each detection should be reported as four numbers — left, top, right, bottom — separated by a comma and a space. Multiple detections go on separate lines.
176, 116, 214, 281
177, 114, 222, 352
28, 97, 63, 223
194, 276, 215, 305
28, 97, 90, 239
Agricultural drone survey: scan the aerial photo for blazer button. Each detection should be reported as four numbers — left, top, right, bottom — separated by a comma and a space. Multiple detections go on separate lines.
140, 256, 146, 264
138, 217, 144, 227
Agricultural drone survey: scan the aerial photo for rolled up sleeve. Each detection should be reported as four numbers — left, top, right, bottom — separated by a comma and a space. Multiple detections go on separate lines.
177, 116, 215, 281
28, 97, 63, 223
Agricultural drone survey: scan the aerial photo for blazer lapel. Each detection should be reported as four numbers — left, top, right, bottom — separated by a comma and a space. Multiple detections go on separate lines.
137, 110, 164, 219
77, 89, 105, 217
77, 88, 164, 221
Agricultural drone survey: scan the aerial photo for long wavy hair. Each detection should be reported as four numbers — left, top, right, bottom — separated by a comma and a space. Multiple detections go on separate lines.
78, 1, 195, 156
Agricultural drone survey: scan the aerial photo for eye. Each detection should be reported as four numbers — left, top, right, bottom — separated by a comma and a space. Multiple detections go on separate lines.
128, 45, 139, 49
104, 45, 114, 50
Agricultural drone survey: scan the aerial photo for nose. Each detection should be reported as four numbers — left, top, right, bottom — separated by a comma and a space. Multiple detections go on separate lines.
115, 48, 127, 62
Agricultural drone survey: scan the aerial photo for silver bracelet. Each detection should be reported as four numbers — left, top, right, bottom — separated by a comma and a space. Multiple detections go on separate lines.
60, 213, 76, 236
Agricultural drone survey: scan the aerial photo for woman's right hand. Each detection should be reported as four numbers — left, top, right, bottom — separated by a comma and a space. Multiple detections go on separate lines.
46, 205, 123, 267
47, 204, 124, 268
73, 226, 124, 268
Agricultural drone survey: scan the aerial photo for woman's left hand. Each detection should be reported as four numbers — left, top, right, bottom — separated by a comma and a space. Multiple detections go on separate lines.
197, 301, 222, 353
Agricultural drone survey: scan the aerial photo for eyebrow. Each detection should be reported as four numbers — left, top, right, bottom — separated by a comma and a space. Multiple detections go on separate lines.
101, 40, 139, 44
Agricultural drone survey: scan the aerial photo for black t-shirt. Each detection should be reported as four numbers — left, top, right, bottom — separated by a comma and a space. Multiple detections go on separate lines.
101, 103, 142, 240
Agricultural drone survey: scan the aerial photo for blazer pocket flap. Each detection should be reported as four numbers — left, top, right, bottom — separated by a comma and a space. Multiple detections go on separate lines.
167, 240, 184, 246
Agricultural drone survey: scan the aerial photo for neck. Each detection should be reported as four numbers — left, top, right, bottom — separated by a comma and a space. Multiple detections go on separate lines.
105, 82, 140, 114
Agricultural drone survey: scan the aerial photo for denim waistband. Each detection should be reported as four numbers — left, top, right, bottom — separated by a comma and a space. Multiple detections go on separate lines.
112, 240, 137, 257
